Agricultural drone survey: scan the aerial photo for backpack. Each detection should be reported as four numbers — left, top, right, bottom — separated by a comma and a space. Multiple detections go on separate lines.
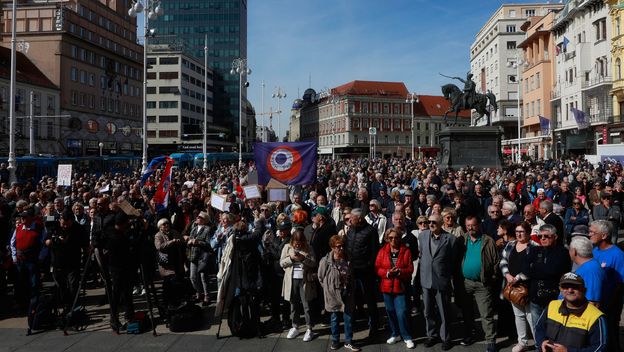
168, 302, 202, 332
27, 295, 57, 334
227, 293, 259, 338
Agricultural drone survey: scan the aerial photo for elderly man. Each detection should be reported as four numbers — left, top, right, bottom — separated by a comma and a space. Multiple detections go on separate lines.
482, 205, 501, 239
458, 216, 500, 351
419, 214, 456, 350
502, 201, 522, 224
539, 200, 564, 246
523, 204, 545, 242
589, 219, 624, 352
535, 272, 607, 352
568, 236, 605, 307
592, 194, 621, 245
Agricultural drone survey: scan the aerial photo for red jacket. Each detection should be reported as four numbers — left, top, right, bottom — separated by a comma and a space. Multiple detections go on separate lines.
375, 243, 413, 294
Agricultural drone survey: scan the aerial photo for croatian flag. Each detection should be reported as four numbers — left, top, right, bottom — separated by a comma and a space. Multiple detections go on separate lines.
141, 156, 168, 185
153, 156, 174, 209
254, 142, 318, 185
571, 107, 589, 130
538, 115, 550, 135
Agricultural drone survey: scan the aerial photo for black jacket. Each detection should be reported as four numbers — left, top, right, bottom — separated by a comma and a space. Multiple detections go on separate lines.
345, 223, 378, 270
47, 222, 88, 271
524, 245, 571, 306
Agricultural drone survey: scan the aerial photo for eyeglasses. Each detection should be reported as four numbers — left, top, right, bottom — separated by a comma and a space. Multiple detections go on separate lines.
560, 284, 580, 291
538, 234, 554, 239
369, 204, 376, 207
334, 245, 344, 249
418, 221, 429, 225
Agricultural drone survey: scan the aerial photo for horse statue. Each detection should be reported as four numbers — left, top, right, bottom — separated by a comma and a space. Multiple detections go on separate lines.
441, 84, 497, 127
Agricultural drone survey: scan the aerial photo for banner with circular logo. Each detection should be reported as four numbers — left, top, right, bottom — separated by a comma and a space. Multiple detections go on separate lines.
267, 146, 302, 183
254, 142, 318, 185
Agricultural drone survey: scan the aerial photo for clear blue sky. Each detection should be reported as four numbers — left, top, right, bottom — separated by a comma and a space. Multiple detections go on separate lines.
247, 0, 552, 138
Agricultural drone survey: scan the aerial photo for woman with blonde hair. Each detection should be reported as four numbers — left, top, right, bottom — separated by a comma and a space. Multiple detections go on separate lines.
441, 207, 464, 238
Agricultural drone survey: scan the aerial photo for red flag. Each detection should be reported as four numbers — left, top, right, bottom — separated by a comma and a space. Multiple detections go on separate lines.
153, 157, 174, 209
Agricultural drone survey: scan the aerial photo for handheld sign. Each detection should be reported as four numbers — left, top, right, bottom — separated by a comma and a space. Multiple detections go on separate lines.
243, 185, 261, 199
57, 164, 72, 186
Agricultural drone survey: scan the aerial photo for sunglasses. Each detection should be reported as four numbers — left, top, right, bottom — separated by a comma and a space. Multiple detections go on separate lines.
387, 236, 400, 240
538, 234, 554, 239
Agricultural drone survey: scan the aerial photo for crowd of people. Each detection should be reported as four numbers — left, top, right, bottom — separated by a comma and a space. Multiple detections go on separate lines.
0, 156, 623, 352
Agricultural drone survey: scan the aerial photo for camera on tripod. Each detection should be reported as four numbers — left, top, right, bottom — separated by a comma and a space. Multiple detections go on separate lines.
45, 215, 61, 242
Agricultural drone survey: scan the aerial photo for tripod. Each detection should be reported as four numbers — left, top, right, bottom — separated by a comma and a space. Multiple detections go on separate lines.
62, 249, 99, 335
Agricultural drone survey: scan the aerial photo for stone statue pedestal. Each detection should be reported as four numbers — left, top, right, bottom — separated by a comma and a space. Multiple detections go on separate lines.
438, 126, 504, 170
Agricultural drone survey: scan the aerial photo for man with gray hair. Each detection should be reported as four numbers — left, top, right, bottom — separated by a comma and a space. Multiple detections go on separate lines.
568, 236, 606, 307
501, 201, 522, 224
539, 200, 564, 246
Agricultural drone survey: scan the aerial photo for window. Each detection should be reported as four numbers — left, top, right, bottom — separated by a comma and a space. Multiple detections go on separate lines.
382, 119, 389, 129
159, 57, 179, 65
354, 135, 359, 145
146, 87, 156, 94
617, 17, 621, 36
617, 58, 622, 80
160, 72, 179, 79
159, 130, 178, 138
159, 115, 178, 122
509, 9, 516, 18
393, 104, 399, 114
372, 103, 379, 113
362, 103, 369, 113
395, 135, 399, 144
353, 118, 360, 128
535, 72, 540, 88
506, 25, 516, 33
159, 101, 178, 109
394, 119, 400, 130
47, 95, 55, 110
537, 99, 541, 115
525, 9, 535, 17
146, 101, 156, 109
594, 18, 607, 41
506, 41, 516, 50
71, 91, 78, 105
70, 67, 78, 81
363, 119, 369, 128
508, 91, 518, 100
504, 107, 518, 117
383, 104, 389, 114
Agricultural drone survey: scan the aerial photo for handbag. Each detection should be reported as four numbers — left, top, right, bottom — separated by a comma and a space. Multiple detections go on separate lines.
157, 251, 169, 265
503, 281, 529, 306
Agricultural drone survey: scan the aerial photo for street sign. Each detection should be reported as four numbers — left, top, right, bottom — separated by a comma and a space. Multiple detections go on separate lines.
369, 127, 377, 135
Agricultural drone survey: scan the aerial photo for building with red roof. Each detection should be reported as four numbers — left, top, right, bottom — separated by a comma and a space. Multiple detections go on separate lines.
293, 80, 470, 158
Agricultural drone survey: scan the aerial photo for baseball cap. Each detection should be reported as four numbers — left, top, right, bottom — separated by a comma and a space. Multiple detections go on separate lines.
559, 272, 585, 287
312, 206, 328, 217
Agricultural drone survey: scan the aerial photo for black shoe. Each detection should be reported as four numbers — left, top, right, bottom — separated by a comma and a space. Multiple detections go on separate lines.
442, 341, 453, 351
109, 320, 121, 333
424, 337, 440, 348
330, 341, 341, 350
486, 342, 497, 352
460, 336, 475, 346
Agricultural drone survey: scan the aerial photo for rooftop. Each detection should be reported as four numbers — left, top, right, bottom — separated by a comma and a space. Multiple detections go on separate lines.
0, 46, 57, 90
331, 80, 409, 98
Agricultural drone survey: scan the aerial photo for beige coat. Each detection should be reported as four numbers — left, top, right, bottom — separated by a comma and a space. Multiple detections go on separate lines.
279, 244, 317, 302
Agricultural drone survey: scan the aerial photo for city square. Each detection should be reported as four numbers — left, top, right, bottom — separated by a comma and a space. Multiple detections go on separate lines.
1, 1, 624, 352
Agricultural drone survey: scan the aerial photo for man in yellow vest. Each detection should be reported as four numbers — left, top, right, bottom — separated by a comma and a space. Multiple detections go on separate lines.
535, 272, 607, 352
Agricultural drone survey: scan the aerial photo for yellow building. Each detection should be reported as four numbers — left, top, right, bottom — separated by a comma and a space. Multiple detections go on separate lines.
607, 0, 624, 141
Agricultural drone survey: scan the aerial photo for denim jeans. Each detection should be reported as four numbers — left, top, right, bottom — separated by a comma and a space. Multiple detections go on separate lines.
189, 262, 210, 297
16, 261, 40, 300
383, 293, 412, 340
330, 311, 353, 343
530, 302, 546, 346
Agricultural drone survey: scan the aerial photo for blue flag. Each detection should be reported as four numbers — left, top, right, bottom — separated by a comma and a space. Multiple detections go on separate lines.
141, 156, 168, 185
538, 115, 550, 135
570, 107, 589, 130
562, 36, 570, 51
254, 142, 318, 185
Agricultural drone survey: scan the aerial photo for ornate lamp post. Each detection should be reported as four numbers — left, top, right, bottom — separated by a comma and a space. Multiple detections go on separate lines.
406, 93, 418, 161
507, 57, 528, 163
128, 0, 164, 170
272, 86, 286, 142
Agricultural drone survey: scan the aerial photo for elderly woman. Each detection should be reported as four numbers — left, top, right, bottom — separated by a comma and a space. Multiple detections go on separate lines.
186, 211, 214, 306
375, 228, 415, 349
499, 221, 539, 352
154, 218, 186, 305
318, 235, 360, 351
441, 207, 464, 238
280, 229, 317, 342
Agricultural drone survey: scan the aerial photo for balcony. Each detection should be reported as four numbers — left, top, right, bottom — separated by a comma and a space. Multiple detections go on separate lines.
551, 88, 561, 100
581, 75, 612, 90
554, 115, 614, 129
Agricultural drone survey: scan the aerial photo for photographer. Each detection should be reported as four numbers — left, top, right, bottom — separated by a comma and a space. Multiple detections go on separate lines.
45, 210, 89, 311
106, 211, 135, 332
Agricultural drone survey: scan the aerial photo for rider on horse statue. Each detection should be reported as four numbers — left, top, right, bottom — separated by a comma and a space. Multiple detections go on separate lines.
452, 72, 476, 110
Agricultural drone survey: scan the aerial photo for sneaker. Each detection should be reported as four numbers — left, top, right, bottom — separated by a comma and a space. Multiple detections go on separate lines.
405, 339, 415, 349
287, 327, 299, 339
303, 329, 314, 342
460, 336, 475, 346
386, 336, 402, 344
132, 287, 140, 295
486, 342, 498, 352
344, 343, 362, 352
441, 341, 453, 351
511, 344, 528, 352
330, 341, 341, 350
140, 288, 146, 296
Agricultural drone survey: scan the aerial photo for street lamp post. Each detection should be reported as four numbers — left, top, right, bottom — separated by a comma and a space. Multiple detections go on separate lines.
98, 142, 104, 157
128, 0, 164, 170
231, 58, 251, 167
507, 57, 527, 163
272, 87, 286, 142
8, 0, 18, 183
203, 34, 208, 169
406, 93, 418, 161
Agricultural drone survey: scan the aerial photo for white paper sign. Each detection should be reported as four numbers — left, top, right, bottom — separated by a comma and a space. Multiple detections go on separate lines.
57, 164, 72, 186
243, 185, 261, 199
210, 192, 227, 211
268, 188, 288, 202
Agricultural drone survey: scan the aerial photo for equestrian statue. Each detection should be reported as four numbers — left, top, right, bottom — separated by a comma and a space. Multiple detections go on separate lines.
440, 72, 497, 127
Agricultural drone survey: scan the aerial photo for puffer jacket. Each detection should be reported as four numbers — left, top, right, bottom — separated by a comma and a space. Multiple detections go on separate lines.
375, 243, 413, 294
345, 223, 379, 270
